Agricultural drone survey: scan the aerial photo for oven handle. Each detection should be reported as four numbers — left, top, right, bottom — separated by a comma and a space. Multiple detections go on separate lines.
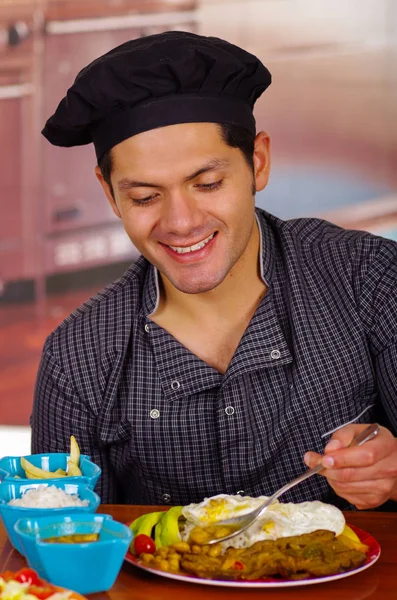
45, 9, 198, 35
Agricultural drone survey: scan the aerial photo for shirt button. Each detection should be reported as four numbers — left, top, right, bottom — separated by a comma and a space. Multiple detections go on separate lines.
171, 380, 180, 391
270, 349, 281, 360
150, 409, 160, 419
144, 324, 150, 333
236, 490, 245, 496
161, 493, 171, 504
225, 406, 235, 416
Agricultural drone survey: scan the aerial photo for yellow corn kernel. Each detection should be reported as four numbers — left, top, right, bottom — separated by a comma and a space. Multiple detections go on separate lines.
208, 544, 222, 557
171, 541, 191, 553
141, 553, 155, 564
158, 559, 170, 572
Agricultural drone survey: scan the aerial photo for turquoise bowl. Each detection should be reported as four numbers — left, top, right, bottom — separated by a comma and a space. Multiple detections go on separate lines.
0, 453, 101, 489
0, 480, 100, 553
14, 513, 132, 594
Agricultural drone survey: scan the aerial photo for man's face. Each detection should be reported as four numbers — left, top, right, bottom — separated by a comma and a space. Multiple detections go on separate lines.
96, 123, 270, 295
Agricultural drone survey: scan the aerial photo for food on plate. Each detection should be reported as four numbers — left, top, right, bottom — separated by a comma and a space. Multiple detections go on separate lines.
20, 437, 82, 480
129, 508, 185, 553
8, 485, 89, 509
139, 529, 368, 580
159, 506, 184, 547
0, 568, 71, 599
129, 494, 369, 580
182, 494, 348, 548
42, 534, 99, 544
130, 511, 165, 540
130, 494, 349, 551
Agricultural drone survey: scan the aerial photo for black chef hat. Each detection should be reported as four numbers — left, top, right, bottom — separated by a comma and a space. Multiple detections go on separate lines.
42, 31, 271, 162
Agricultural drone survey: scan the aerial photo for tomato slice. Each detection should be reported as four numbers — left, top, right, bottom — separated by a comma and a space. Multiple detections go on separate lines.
1, 569, 60, 599
134, 533, 156, 555
28, 584, 59, 599
0, 571, 16, 582
13, 568, 42, 586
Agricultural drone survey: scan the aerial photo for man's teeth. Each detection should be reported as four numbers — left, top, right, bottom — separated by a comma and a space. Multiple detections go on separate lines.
169, 233, 215, 254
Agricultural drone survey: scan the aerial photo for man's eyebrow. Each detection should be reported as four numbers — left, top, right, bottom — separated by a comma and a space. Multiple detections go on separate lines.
117, 178, 157, 191
183, 158, 230, 182
117, 159, 230, 192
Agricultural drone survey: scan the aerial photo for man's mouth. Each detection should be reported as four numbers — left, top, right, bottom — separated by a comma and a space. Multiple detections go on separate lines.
167, 232, 216, 254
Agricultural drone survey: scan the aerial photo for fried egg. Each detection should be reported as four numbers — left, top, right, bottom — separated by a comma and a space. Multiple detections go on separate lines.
181, 494, 345, 550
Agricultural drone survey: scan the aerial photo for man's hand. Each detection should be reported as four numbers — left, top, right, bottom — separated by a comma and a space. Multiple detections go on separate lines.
304, 423, 397, 509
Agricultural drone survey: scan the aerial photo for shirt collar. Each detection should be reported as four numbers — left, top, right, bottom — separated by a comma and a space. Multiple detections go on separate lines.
256, 208, 275, 287
141, 264, 159, 317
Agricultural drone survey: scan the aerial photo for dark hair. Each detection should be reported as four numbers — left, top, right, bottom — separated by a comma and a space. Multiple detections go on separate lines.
98, 123, 256, 198
218, 123, 255, 173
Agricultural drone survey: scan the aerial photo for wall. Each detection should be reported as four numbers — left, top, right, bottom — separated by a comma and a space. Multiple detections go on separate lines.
0, 0, 396, 435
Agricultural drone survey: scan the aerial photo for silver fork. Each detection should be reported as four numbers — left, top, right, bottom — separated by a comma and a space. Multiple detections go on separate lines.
206, 422, 380, 545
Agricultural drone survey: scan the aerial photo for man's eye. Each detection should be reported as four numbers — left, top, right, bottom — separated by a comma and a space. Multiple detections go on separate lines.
130, 194, 158, 206
196, 179, 224, 191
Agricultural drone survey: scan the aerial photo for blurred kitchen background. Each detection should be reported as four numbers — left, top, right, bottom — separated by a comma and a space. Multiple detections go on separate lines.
0, 0, 396, 455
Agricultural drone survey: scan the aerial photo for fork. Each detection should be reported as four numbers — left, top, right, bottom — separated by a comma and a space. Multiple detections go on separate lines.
206, 422, 380, 545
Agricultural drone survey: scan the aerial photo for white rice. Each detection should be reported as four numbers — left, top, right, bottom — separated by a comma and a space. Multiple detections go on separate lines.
8, 485, 89, 508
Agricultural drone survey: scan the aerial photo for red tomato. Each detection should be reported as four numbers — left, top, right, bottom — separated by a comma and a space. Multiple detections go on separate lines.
13, 568, 42, 586
232, 561, 245, 570
134, 533, 156, 555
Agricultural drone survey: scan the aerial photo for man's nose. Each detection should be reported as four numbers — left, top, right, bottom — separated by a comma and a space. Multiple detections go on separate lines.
161, 191, 204, 235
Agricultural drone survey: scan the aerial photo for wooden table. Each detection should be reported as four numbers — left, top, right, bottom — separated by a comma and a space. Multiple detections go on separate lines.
0, 505, 396, 600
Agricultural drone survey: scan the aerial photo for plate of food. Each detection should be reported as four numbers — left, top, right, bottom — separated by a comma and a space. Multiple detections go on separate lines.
0, 568, 86, 599
125, 494, 381, 588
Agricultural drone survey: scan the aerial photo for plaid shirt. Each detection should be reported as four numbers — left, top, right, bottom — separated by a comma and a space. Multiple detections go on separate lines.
31, 209, 397, 507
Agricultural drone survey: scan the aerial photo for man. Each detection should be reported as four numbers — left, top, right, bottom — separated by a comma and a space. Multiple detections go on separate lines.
32, 31, 397, 509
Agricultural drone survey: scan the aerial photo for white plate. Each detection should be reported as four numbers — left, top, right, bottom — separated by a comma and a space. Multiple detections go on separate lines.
125, 524, 381, 588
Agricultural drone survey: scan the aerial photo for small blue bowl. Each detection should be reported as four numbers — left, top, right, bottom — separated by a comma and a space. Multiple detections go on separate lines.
14, 513, 132, 594
0, 453, 101, 490
0, 480, 100, 553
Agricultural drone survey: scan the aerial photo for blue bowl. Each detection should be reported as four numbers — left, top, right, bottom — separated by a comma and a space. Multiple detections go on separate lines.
0, 480, 100, 553
0, 453, 101, 490
14, 513, 132, 594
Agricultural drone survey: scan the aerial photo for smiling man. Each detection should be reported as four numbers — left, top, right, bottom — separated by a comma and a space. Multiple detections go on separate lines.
32, 31, 397, 510
95, 121, 270, 375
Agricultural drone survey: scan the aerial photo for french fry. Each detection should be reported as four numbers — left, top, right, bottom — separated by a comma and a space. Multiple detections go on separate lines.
20, 436, 82, 479
69, 435, 80, 465
53, 468, 67, 476
21, 457, 58, 479
67, 435, 82, 476
24, 471, 44, 480
67, 460, 82, 476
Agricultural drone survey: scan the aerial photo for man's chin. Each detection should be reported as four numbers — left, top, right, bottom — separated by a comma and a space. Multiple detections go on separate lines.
164, 272, 227, 295
171, 280, 223, 295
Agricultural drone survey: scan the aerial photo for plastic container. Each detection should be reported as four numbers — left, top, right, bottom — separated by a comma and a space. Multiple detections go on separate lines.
0, 453, 101, 490
0, 480, 100, 553
15, 513, 132, 594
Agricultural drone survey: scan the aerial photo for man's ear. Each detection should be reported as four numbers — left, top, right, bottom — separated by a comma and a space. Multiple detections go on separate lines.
253, 131, 271, 193
94, 165, 121, 218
